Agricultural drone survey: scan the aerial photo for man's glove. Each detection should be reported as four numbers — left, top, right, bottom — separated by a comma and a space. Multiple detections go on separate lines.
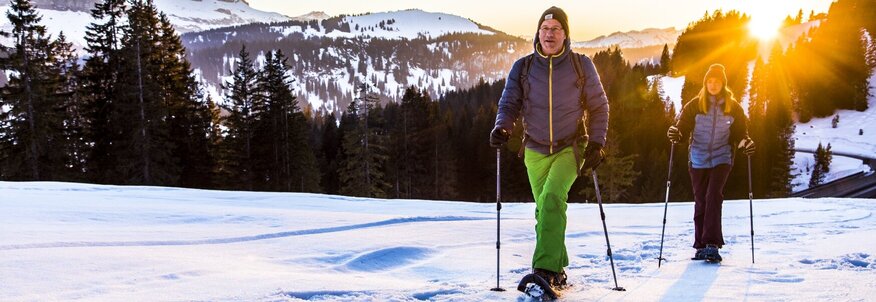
580, 142, 605, 172
738, 137, 755, 156
667, 126, 682, 144
489, 126, 510, 148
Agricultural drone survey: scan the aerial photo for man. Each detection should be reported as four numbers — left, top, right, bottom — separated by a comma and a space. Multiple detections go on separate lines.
490, 6, 609, 287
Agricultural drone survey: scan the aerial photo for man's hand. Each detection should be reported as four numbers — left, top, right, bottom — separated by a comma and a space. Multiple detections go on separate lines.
667, 126, 682, 144
738, 137, 755, 156
490, 126, 510, 148
580, 142, 604, 172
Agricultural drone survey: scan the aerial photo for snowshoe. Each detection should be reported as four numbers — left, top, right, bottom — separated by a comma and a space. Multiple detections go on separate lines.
517, 273, 559, 301
691, 248, 707, 260
703, 245, 722, 263
518, 269, 565, 300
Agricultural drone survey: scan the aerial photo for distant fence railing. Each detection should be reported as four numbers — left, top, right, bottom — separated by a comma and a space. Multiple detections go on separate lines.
794, 148, 876, 170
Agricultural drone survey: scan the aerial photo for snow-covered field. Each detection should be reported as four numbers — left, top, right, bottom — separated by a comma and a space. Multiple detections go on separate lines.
2, 182, 874, 301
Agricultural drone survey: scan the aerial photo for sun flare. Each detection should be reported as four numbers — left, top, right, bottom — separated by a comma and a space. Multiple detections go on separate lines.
748, 16, 782, 41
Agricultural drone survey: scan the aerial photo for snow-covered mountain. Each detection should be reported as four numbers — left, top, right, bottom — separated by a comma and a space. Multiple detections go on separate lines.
573, 27, 679, 49
28, 0, 96, 12
2, 181, 874, 301
262, 9, 498, 41
183, 9, 522, 112
290, 11, 329, 22
0, 0, 290, 50
150, 0, 289, 33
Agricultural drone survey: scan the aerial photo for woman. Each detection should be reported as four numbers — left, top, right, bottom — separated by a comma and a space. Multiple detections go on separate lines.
667, 63, 755, 262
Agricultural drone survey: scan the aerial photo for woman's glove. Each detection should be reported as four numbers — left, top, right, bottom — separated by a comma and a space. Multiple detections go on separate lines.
738, 137, 755, 156
667, 126, 682, 144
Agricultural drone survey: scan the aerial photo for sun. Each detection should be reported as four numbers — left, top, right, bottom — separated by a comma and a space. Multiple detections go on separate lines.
748, 16, 782, 41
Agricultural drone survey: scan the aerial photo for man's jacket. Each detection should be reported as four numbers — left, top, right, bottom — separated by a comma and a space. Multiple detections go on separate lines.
495, 38, 609, 155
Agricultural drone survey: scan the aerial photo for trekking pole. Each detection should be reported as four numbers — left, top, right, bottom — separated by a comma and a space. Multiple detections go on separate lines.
747, 154, 755, 264
490, 148, 506, 292
592, 170, 626, 291
657, 143, 676, 268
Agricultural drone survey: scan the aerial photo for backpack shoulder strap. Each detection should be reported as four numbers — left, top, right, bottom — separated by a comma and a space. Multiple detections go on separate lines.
570, 52, 587, 103
517, 54, 535, 159
570, 52, 590, 175
519, 53, 535, 98
571, 52, 586, 87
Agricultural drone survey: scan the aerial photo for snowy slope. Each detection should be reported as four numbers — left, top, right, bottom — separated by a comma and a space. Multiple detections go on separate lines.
0, 7, 93, 51
267, 9, 496, 40
152, 0, 289, 33
573, 27, 679, 49
1, 181, 874, 301
791, 71, 876, 191
0, 0, 290, 51
652, 74, 686, 113
776, 20, 822, 49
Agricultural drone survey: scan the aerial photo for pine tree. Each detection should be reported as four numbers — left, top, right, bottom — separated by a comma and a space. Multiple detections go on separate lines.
110, 0, 208, 185
659, 44, 671, 75
578, 133, 640, 202
154, 12, 214, 188
793, 0, 871, 117
338, 84, 390, 197
254, 50, 320, 192
747, 57, 770, 196
221, 45, 259, 190
671, 10, 757, 102
763, 44, 795, 197
433, 107, 459, 199
318, 110, 341, 194
633, 75, 676, 201
390, 86, 437, 199
53, 32, 88, 181
80, 0, 127, 183
438, 79, 520, 202
809, 143, 830, 188
205, 94, 225, 187
0, 0, 70, 180
823, 143, 833, 173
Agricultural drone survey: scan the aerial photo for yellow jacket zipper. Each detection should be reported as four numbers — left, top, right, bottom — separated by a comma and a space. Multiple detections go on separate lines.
549, 55, 554, 154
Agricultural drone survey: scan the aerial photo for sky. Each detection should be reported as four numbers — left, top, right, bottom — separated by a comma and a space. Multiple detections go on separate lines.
247, 0, 836, 40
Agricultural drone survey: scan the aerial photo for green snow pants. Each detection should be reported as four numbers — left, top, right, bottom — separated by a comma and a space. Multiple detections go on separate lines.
524, 146, 581, 273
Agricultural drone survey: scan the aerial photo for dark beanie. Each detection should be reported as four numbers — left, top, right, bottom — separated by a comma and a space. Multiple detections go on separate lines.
704, 64, 727, 84
537, 6, 569, 37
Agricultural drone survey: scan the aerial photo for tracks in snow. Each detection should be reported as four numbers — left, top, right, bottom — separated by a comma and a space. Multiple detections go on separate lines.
0, 216, 488, 251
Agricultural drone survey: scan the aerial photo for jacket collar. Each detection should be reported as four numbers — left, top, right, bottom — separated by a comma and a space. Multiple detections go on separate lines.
536, 43, 567, 59
533, 30, 572, 61
709, 95, 726, 105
